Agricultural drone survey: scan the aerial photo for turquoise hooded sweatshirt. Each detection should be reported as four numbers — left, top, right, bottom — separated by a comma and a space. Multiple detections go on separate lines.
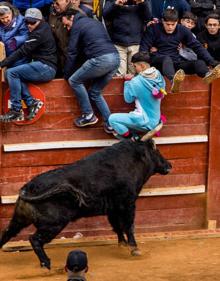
124, 67, 165, 130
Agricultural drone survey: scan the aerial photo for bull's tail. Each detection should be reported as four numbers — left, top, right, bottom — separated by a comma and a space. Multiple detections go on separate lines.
19, 183, 88, 207
0, 199, 33, 248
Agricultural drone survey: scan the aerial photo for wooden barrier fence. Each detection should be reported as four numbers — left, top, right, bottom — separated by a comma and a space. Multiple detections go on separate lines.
0, 75, 220, 241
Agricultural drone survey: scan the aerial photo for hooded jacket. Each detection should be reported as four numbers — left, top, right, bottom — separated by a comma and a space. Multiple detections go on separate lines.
124, 67, 165, 129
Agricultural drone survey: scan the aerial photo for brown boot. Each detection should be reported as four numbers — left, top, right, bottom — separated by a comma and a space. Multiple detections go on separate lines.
171, 69, 185, 93
203, 64, 220, 84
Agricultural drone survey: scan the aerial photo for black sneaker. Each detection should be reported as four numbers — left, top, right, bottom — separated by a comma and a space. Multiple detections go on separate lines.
113, 131, 140, 142
104, 122, 114, 134
27, 99, 44, 120
74, 114, 98, 127
0, 109, 24, 122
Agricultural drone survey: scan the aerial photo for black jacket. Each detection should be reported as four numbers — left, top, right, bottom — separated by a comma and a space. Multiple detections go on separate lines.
103, 0, 151, 46
64, 13, 118, 79
140, 23, 215, 65
1, 21, 57, 70
189, 0, 215, 17
197, 30, 220, 61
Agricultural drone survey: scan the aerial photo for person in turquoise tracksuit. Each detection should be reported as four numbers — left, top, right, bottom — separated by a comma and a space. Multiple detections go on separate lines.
108, 51, 166, 140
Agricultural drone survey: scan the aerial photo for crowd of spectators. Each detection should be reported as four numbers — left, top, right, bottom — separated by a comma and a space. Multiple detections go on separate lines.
0, 0, 220, 138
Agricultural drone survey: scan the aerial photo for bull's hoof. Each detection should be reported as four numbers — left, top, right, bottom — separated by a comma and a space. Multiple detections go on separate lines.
131, 248, 142, 256
40, 260, 51, 270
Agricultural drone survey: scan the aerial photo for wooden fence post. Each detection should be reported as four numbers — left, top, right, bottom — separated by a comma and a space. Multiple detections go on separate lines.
207, 79, 220, 227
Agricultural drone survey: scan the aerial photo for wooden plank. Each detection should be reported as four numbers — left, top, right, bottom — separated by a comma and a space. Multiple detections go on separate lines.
0, 185, 206, 204
0, 173, 206, 196
140, 185, 205, 196
207, 79, 220, 226
0, 205, 205, 241
3, 135, 208, 152
1, 193, 206, 218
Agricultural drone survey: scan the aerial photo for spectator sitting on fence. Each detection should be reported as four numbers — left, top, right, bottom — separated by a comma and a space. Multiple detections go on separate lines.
49, 0, 84, 77
65, 250, 88, 281
109, 51, 166, 141
0, 2, 28, 66
140, 8, 220, 93
197, 14, 220, 62
63, 8, 120, 133
103, 0, 151, 76
179, 11, 198, 61
71, 0, 94, 17
0, 8, 57, 122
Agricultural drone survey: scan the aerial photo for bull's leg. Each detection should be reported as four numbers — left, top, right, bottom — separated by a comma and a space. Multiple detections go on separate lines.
107, 212, 127, 246
122, 204, 141, 256
0, 200, 33, 248
29, 223, 68, 269
0, 219, 31, 248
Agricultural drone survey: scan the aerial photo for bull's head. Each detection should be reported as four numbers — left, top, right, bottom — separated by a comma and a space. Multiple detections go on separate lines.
145, 139, 172, 175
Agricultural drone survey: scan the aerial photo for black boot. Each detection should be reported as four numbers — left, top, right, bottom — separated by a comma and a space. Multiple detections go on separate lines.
27, 99, 44, 120
0, 109, 24, 122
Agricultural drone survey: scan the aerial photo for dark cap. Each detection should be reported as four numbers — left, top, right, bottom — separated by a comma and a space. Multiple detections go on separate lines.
66, 250, 88, 272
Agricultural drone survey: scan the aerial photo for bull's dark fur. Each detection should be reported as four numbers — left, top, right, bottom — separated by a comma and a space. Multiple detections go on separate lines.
0, 139, 171, 269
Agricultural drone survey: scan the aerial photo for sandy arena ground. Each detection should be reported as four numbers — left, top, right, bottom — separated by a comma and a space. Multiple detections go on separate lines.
1, 236, 220, 281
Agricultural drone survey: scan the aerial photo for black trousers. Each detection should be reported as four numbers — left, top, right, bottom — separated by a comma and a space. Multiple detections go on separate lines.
151, 55, 209, 81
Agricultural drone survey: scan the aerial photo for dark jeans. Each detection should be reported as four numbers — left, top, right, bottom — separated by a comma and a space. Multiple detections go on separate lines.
151, 55, 209, 81
68, 53, 120, 122
6, 61, 56, 111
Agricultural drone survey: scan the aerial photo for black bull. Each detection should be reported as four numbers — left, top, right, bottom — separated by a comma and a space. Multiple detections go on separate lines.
0, 139, 171, 269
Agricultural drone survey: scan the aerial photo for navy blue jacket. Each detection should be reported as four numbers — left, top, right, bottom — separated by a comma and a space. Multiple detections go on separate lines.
151, 0, 190, 19
103, 0, 151, 46
140, 23, 215, 65
12, 0, 52, 9
64, 13, 118, 79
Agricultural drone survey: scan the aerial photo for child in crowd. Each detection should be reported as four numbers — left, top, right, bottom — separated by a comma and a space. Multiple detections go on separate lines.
197, 13, 220, 61
108, 51, 165, 141
179, 11, 198, 61
65, 249, 88, 281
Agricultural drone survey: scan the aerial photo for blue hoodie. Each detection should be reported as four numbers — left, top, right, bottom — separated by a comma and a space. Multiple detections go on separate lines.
151, 0, 190, 19
124, 67, 165, 129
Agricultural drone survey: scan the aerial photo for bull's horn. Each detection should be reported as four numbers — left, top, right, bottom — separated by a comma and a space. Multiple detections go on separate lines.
141, 122, 163, 142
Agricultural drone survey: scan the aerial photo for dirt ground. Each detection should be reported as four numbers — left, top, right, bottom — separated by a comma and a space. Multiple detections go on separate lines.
1, 236, 220, 281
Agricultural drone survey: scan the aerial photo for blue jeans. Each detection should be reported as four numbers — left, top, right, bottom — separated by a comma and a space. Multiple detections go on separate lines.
6, 61, 56, 111
68, 53, 120, 122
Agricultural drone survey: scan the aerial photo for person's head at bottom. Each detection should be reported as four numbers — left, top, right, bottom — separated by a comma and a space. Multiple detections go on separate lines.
65, 250, 88, 280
